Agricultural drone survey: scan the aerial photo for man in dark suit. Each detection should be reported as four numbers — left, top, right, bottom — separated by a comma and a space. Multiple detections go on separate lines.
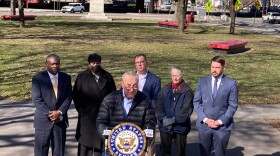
32, 54, 72, 156
134, 54, 161, 109
73, 53, 116, 156
193, 56, 238, 156
134, 54, 161, 156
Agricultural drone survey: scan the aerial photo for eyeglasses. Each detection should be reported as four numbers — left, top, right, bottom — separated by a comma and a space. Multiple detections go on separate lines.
123, 83, 138, 90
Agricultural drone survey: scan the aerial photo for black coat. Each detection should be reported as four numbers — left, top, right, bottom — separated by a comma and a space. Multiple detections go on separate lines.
96, 89, 156, 137
73, 68, 116, 148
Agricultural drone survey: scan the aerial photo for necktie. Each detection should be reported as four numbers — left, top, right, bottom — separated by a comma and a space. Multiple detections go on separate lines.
212, 78, 218, 100
52, 76, 58, 98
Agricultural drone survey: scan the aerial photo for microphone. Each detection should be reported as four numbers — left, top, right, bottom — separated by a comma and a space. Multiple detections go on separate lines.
144, 127, 154, 154
103, 128, 111, 156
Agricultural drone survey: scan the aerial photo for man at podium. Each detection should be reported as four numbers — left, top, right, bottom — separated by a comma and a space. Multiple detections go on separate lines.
96, 71, 156, 156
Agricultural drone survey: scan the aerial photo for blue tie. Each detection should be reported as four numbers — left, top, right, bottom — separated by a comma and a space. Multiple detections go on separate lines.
212, 78, 218, 100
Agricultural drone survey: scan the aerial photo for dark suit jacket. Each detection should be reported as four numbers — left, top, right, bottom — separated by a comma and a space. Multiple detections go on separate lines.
141, 71, 161, 108
32, 70, 72, 130
73, 68, 116, 148
193, 75, 238, 131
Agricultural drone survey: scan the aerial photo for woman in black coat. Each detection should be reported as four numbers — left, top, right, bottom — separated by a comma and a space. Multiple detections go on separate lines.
73, 54, 116, 156
156, 66, 194, 156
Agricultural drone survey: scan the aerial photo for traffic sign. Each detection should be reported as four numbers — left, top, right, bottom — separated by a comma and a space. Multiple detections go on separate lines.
255, 0, 261, 10
235, 0, 241, 10
206, 0, 212, 13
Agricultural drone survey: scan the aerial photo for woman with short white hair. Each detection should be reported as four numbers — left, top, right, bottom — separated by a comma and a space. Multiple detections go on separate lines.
156, 66, 194, 156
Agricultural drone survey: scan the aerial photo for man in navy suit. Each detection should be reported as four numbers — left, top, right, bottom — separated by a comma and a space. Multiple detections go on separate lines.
134, 54, 161, 156
193, 56, 238, 156
32, 54, 72, 156
134, 54, 161, 108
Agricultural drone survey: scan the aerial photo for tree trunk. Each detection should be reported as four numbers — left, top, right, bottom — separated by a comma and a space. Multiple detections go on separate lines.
229, 0, 235, 34
10, 0, 16, 15
18, 0, 25, 28
177, 0, 187, 33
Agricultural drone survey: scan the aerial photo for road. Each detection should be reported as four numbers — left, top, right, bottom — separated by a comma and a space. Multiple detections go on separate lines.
1, 6, 280, 35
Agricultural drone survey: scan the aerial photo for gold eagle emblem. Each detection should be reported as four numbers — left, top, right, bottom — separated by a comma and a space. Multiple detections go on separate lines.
117, 137, 136, 152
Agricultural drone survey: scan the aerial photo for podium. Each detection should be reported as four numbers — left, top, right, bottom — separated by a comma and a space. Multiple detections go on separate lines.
103, 122, 153, 156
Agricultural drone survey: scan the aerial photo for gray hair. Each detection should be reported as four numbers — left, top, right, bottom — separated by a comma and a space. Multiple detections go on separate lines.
122, 71, 139, 81
170, 66, 183, 76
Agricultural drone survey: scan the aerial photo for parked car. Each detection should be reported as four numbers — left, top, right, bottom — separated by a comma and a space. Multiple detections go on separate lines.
61, 3, 85, 13
187, 1, 191, 8
160, 2, 172, 11
262, 12, 280, 23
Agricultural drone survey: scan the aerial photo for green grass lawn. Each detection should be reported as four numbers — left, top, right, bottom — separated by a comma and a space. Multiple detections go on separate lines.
1, 16, 280, 104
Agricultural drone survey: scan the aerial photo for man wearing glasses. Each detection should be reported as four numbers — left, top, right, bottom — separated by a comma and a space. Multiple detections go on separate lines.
134, 54, 160, 156
96, 71, 156, 155
134, 54, 161, 109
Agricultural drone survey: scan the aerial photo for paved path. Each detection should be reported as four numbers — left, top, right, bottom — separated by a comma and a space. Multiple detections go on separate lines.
0, 100, 279, 156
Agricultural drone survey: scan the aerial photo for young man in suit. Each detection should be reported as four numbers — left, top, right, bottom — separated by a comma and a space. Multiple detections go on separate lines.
73, 53, 116, 156
134, 54, 161, 109
134, 54, 161, 156
193, 56, 238, 156
32, 54, 72, 156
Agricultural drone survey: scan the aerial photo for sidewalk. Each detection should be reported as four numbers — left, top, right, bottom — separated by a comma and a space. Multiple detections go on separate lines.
0, 100, 279, 156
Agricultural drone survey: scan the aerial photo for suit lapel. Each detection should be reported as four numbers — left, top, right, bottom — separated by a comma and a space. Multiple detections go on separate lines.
212, 75, 226, 102
216, 75, 226, 98
206, 75, 214, 102
142, 71, 150, 93
43, 71, 57, 99
57, 73, 64, 100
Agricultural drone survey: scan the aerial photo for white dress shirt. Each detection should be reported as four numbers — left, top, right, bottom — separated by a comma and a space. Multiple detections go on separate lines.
47, 70, 58, 86
137, 72, 147, 92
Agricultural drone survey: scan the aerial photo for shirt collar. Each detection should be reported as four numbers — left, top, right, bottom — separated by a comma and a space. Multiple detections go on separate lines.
47, 70, 58, 79
122, 89, 134, 101
137, 71, 148, 79
212, 74, 223, 82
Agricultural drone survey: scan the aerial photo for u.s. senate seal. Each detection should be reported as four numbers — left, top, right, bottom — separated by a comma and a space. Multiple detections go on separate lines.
108, 122, 146, 156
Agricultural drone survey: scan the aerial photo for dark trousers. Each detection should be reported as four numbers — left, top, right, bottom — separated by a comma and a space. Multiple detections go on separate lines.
78, 143, 102, 156
160, 132, 187, 156
34, 125, 66, 156
197, 128, 231, 156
